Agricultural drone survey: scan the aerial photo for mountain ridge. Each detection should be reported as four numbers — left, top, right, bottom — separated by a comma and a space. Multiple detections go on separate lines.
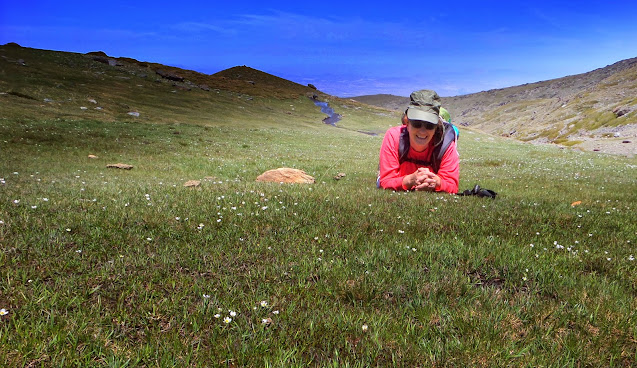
349, 57, 637, 156
1, 42, 635, 156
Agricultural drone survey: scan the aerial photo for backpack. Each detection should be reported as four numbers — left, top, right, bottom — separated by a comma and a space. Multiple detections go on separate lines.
398, 121, 458, 173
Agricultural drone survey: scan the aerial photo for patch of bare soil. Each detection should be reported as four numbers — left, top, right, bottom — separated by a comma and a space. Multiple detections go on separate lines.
571, 124, 637, 157
573, 137, 635, 157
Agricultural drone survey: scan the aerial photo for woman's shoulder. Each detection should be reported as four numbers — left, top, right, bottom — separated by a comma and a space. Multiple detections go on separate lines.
384, 125, 404, 137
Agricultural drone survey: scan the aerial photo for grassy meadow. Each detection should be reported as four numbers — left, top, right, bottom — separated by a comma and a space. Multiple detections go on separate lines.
1, 46, 637, 367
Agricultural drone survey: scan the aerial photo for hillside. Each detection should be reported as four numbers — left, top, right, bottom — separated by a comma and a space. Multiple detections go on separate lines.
0, 43, 330, 123
351, 58, 637, 156
346, 94, 409, 111
1, 43, 390, 134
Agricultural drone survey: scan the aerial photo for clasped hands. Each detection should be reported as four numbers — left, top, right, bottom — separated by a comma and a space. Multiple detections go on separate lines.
403, 167, 440, 191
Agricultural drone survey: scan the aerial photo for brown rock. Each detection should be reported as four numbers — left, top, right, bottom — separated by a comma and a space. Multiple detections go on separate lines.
334, 172, 346, 180
184, 180, 201, 187
612, 106, 631, 117
106, 163, 133, 170
256, 168, 315, 184
155, 69, 184, 82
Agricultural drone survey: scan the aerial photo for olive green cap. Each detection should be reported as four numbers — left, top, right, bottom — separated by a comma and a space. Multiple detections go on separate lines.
406, 89, 441, 124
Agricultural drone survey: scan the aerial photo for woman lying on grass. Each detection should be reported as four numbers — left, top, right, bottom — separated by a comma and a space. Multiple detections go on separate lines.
378, 89, 459, 193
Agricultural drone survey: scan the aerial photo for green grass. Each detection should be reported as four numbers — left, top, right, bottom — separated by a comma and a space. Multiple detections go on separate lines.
1, 115, 636, 367
1, 44, 637, 367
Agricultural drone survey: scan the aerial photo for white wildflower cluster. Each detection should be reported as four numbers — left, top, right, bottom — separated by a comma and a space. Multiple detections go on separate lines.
212, 307, 237, 324
255, 300, 279, 326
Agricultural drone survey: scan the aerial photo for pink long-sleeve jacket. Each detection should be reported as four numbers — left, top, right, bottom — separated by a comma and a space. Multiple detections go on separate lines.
378, 125, 459, 193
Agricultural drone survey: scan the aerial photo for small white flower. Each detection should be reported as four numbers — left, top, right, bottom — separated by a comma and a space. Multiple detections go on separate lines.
522, 276, 527, 281
76, 249, 82, 253
203, 294, 210, 299
175, 217, 180, 221
13, 199, 20, 204
272, 310, 279, 315
398, 230, 405, 234
146, 237, 152, 241
229, 310, 237, 317
362, 324, 369, 332
214, 314, 221, 318
260, 300, 268, 307
0, 308, 8, 316
628, 255, 635, 261
66, 228, 71, 232
223, 317, 232, 324
31, 205, 37, 209
42, 198, 49, 201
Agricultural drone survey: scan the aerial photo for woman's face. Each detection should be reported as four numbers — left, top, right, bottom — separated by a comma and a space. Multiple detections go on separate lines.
407, 120, 436, 152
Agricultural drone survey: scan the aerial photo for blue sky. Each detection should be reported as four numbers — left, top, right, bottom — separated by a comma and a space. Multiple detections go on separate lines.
2, 1, 637, 97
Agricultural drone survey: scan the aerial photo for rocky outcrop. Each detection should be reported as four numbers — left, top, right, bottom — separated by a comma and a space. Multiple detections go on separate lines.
256, 168, 315, 184
183, 180, 201, 187
613, 106, 632, 117
155, 69, 184, 82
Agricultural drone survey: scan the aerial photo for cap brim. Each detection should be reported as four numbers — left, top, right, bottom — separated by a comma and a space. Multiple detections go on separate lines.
407, 108, 438, 124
